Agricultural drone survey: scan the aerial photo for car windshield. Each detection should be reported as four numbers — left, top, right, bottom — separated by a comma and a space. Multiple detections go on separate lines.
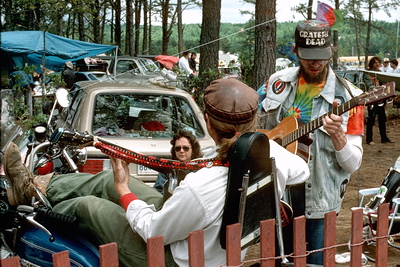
92, 93, 205, 138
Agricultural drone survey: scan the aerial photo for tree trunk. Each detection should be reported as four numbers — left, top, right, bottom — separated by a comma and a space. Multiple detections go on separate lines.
253, 0, 276, 90
101, 4, 107, 43
92, 0, 101, 44
148, 0, 152, 54
161, 0, 170, 54
111, 6, 114, 44
115, 0, 122, 53
364, 0, 373, 69
126, 0, 134, 55
199, 0, 221, 91
134, 0, 142, 56
3, 0, 12, 31
307, 0, 313, 19
142, 0, 148, 54
148, 0, 153, 55
177, 0, 184, 53
332, 0, 340, 70
78, 10, 85, 41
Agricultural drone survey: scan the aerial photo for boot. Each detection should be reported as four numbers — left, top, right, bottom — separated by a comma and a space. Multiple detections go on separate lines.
4, 142, 53, 206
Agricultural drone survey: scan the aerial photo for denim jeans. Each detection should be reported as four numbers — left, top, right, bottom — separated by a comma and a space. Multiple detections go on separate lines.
282, 183, 324, 265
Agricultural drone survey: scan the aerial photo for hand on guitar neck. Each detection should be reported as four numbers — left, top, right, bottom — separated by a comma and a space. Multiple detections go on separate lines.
322, 100, 347, 151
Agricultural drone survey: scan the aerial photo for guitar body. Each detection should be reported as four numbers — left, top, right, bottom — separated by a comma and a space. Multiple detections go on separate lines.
257, 116, 312, 162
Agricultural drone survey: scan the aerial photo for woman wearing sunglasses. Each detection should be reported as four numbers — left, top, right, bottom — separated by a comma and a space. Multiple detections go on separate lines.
153, 129, 202, 194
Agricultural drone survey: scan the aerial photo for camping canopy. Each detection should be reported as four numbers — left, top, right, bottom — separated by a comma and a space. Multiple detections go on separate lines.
1, 31, 117, 71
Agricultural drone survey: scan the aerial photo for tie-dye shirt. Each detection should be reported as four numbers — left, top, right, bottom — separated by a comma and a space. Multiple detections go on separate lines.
285, 76, 324, 123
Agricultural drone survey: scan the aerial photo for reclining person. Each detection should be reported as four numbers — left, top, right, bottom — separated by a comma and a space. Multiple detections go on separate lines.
4, 78, 310, 266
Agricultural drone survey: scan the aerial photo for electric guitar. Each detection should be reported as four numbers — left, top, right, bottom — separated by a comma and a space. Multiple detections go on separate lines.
257, 82, 396, 162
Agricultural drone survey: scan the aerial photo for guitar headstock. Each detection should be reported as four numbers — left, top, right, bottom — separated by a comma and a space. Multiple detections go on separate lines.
357, 82, 396, 106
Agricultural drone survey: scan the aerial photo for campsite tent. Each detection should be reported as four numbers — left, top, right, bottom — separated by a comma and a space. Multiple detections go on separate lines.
1, 31, 117, 71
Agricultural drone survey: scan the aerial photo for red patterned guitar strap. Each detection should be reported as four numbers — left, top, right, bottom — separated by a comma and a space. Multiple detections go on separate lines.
93, 137, 290, 226
93, 137, 229, 174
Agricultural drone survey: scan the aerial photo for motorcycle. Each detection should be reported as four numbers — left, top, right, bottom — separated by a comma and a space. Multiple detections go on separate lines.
0, 88, 101, 266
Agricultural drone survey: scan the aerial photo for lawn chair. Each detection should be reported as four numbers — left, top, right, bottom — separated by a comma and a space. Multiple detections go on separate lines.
220, 131, 292, 264
356, 155, 400, 256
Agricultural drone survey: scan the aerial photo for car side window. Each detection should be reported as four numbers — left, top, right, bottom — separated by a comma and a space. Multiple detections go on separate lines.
116, 60, 140, 74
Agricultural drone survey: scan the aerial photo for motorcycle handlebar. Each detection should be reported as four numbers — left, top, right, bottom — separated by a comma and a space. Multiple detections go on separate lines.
50, 128, 93, 147
36, 206, 77, 225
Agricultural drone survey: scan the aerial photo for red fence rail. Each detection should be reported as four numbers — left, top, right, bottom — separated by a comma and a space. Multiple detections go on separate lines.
1, 203, 398, 267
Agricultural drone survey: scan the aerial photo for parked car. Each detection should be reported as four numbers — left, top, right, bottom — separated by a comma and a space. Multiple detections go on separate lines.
96, 56, 161, 82
75, 71, 115, 82
61, 80, 215, 183
218, 67, 242, 80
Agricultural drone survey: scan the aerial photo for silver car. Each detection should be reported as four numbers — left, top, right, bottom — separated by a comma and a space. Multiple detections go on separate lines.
61, 80, 215, 183
96, 56, 160, 82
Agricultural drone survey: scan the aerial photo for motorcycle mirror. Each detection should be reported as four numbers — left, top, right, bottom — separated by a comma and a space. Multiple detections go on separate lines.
56, 88, 71, 108
47, 88, 70, 128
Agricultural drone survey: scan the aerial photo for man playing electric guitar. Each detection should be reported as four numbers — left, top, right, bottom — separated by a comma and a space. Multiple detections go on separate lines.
257, 20, 364, 265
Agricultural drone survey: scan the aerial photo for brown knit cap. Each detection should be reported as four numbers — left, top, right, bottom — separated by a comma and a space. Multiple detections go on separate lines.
203, 79, 258, 124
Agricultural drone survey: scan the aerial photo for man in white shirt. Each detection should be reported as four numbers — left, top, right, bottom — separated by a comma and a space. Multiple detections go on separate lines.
380, 58, 393, 72
390, 58, 400, 73
178, 51, 194, 77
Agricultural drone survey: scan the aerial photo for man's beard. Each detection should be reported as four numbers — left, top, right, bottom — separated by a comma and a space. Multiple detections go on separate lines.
299, 64, 329, 83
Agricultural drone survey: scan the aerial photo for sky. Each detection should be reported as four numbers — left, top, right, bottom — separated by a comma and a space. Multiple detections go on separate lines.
180, 0, 400, 24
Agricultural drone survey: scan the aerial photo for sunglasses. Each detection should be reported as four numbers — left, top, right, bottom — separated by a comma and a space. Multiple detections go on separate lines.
174, 146, 191, 152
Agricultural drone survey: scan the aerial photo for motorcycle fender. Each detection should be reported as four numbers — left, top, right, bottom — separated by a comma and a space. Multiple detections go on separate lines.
17, 227, 100, 267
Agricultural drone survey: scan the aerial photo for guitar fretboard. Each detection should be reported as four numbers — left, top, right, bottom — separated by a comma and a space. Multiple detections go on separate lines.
283, 97, 360, 146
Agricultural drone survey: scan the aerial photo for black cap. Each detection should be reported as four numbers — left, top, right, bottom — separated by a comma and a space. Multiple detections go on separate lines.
295, 20, 332, 60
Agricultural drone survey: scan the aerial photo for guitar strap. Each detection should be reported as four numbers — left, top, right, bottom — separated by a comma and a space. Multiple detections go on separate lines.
335, 73, 355, 98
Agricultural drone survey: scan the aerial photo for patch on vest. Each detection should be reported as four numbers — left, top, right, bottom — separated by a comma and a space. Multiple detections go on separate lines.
340, 179, 349, 198
272, 80, 286, 94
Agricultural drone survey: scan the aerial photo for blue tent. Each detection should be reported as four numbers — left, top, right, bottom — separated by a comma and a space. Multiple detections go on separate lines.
1, 31, 117, 71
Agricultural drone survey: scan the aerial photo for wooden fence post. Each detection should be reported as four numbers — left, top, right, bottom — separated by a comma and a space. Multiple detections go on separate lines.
225, 223, 242, 266
293, 215, 307, 265
350, 208, 363, 267
188, 230, 205, 267
53, 250, 70, 267
147, 235, 165, 267
323, 211, 337, 267
99, 242, 118, 267
0, 256, 20, 267
260, 219, 275, 267
376, 203, 389, 267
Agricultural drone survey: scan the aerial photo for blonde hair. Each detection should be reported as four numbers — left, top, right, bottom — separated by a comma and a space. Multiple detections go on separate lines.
207, 114, 258, 161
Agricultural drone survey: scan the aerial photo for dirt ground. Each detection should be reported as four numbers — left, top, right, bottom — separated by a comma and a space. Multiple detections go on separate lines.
244, 104, 400, 266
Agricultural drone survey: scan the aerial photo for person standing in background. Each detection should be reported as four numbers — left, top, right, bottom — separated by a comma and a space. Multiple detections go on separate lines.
390, 59, 400, 73
380, 58, 392, 72
62, 61, 76, 89
188, 52, 197, 73
365, 57, 393, 145
178, 51, 194, 77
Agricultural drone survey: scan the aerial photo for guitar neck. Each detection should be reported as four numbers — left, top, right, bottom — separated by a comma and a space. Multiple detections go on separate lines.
283, 98, 359, 146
